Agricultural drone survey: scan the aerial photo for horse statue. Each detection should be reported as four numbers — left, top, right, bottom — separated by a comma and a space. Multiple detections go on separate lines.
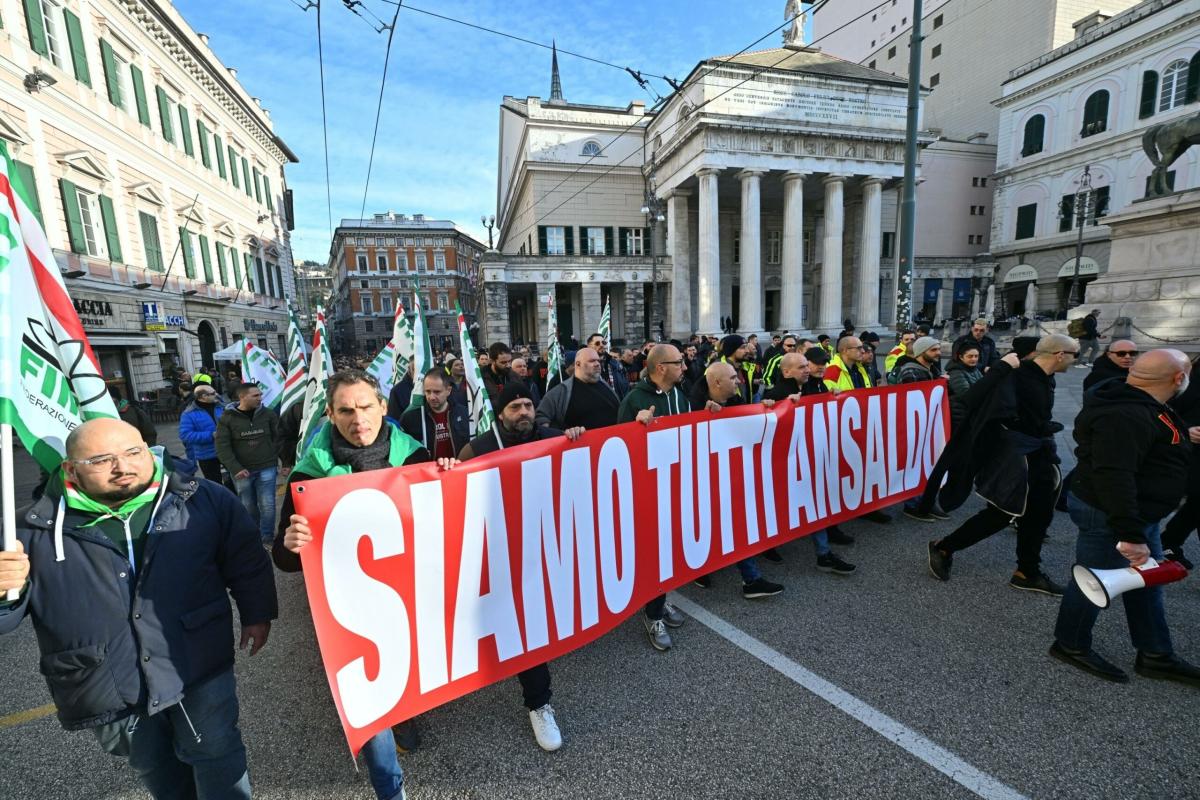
1142, 110, 1200, 197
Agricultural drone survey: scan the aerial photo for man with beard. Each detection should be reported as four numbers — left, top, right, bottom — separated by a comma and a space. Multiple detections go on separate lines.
586, 333, 630, 397
1052, 350, 1200, 685
0, 419, 276, 799
536, 347, 620, 431
400, 370, 471, 461
482, 342, 517, 400
179, 385, 224, 483
716, 334, 758, 402
456, 382, 584, 752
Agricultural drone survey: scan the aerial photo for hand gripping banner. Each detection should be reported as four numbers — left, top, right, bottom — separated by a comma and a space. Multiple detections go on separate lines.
294, 382, 949, 754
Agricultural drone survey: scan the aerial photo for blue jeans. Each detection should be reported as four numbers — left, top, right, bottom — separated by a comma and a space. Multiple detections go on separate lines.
92, 668, 251, 800
1054, 493, 1173, 656
810, 530, 831, 557
235, 466, 278, 541
360, 727, 405, 799
736, 558, 761, 583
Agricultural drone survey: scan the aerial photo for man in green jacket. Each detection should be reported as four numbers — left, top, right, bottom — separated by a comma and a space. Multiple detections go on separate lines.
215, 383, 281, 544
617, 344, 690, 651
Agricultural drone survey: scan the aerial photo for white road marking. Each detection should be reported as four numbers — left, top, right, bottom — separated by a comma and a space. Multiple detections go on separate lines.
671, 595, 1030, 800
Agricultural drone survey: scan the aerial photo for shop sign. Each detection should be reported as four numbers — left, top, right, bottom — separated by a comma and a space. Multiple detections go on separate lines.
245, 319, 279, 332
74, 298, 114, 327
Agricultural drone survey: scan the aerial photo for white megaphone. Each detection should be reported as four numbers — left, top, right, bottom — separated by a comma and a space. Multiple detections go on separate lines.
1073, 557, 1189, 609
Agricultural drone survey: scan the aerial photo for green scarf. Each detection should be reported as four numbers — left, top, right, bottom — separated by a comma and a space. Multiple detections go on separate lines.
64, 458, 164, 528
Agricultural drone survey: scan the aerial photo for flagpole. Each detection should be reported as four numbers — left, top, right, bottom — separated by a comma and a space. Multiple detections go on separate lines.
2, 423, 19, 601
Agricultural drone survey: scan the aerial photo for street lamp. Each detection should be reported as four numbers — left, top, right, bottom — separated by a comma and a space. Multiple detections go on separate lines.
641, 189, 666, 340
1062, 165, 1093, 313
480, 215, 496, 250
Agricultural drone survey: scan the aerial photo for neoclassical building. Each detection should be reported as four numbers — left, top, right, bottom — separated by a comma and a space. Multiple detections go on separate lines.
486, 42, 930, 345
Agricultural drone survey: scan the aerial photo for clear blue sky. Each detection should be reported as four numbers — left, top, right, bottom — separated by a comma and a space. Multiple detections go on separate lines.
175, 0, 807, 263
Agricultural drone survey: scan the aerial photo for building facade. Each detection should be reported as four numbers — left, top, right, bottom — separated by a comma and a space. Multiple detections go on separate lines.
328, 213, 485, 356
989, 0, 1200, 317
1, 0, 298, 401
294, 259, 333, 333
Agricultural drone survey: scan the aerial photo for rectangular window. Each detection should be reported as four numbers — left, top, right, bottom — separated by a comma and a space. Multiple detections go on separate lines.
934, 13, 943, 28
930, 74, 940, 87
1015, 203, 1038, 240
888, 46, 896, 59
139, 211, 163, 271
438, 293, 448, 312
625, 227, 645, 256
361, 295, 373, 315
545, 226, 565, 255
40, 0, 64, 68
1092, 186, 1111, 224
398, 251, 409, 270
586, 226, 605, 255
380, 279, 389, 288
980, 178, 987, 187
931, 44, 941, 58
881, 231, 895, 258
416, 252, 427, 271
74, 187, 105, 258
972, 177, 979, 187
356, 253, 368, 271
434, 253, 446, 271
868, 60, 876, 69
380, 294, 393, 315
767, 230, 782, 264
376, 253, 388, 271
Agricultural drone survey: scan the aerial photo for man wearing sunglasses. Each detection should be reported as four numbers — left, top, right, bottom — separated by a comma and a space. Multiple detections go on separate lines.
0, 418, 276, 799
1083, 339, 1138, 391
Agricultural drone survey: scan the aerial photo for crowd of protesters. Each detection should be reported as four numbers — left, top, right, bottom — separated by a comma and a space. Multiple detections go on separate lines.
1, 314, 1198, 800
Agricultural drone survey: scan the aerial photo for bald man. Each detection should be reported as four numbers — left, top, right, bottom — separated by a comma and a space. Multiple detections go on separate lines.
1053, 349, 1199, 685
0, 418, 276, 798
536, 347, 621, 431
1083, 339, 1138, 391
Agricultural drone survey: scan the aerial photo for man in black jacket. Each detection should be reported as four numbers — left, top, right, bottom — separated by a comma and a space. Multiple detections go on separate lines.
952, 318, 1000, 371
927, 334, 1076, 595
535, 347, 620, 431
1052, 349, 1199, 685
0, 418, 276, 799
1082, 339, 1137, 391
1076, 309, 1103, 366
400, 370, 471, 460
1163, 367, 1200, 566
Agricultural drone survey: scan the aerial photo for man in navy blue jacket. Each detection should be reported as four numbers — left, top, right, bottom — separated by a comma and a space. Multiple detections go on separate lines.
0, 418, 277, 799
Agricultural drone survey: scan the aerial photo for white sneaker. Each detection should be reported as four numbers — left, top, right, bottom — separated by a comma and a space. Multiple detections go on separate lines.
529, 703, 562, 752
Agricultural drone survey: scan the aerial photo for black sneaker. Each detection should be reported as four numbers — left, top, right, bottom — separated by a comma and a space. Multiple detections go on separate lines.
1164, 548, 1194, 571
393, 718, 421, 753
1049, 642, 1129, 683
827, 526, 855, 545
742, 578, 784, 599
693, 574, 712, 589
1135, 652, 1200, 688
1010, 571, 1065, 596
904, 507, 939, 523
861, 510, 892, 524
928, 504, 950, 520
927, 541, 952, 581
762, 547, 783, 563
817, 553, 856, 575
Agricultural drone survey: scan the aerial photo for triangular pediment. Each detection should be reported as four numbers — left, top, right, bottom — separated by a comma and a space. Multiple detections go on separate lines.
0, 112, 31, 148
176, 204, 206, 226
214, 221, 236, 238
244, 235, 261, 249
265, 244, 281, 259
127, 182, 165, 206
56, 151, 110, 181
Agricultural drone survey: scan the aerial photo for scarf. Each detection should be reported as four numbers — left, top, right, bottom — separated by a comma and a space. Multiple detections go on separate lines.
63, 458, 164, 528
329, 424, 392, 473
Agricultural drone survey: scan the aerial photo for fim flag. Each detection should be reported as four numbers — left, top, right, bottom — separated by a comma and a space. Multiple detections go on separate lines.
456, 303, 494, 435
406, 290, 434, 412
240, 341, 285, 409
546, 292, 563, 385
366, 340, 398, 398
391, 298, 413, 392
598, 296, 611, 350
296, 306, 331, 461
279, 304, 308, 414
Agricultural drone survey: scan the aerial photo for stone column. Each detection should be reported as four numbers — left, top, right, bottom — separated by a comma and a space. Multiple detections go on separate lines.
856, 176, 885, 331
780, 171, 807, 332
581, 282, 602, 338
484, 278, 513, 345
818, 175, 846, 331
535, 282, 555, 349
625, 282, 645, 344
667, 190, 692, 339
737, 169, 765, 335
696, 168, 722, 334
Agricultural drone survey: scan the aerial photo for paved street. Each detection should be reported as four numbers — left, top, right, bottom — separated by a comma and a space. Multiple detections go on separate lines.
2, 367, 1198, 799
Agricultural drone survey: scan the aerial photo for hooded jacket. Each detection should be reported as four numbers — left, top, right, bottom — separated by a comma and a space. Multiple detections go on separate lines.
0, 455, 277, 730
616, 377, 689, 423
1072, 380, 1192, 541
178, 400, 224, 461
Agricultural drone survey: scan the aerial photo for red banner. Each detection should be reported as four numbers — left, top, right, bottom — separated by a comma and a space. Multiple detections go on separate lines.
293, 382, 949, 753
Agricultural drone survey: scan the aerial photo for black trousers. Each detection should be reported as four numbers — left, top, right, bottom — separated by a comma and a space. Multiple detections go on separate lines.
197, 458, 223, 483
1162, 495, 1200, 553
938, 457, 1058, 575
644, 595, 666, 621
517, 664, 552, 710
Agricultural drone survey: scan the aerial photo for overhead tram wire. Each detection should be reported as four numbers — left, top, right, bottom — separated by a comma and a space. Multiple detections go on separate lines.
342, 0, 390, 33
316, 0, 334, 241
358, 0, 404, 223
503, 0, 899, 250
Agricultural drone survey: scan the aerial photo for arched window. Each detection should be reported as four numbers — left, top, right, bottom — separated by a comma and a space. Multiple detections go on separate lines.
581, 140, 602, 157
1160, 60, 1189, 112
1021, 114, 1045, 157
1080, 89, 1109, 137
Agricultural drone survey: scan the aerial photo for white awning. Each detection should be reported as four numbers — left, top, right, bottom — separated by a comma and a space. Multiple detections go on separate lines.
1057, 256, 1099, 278
1001, 264, 1038, 284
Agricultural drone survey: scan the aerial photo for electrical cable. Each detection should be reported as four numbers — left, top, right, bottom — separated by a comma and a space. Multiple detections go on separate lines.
316, 0, 334, 240
358, 0, 404, 223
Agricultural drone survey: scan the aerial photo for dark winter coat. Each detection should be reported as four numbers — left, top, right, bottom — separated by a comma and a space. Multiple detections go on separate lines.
178, 401, 223, 461
400, 400, 471, 457
1082, 355, 1129, 391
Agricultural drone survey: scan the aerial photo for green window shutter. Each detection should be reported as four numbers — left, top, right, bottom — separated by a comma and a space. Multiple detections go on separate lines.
100, 39, 122, 108
214, 135, 226, 178
229, 147, 239, 187
1139, 71, 1158, 120
63, 10, 90, 87
197, 121, 211, 168
243, 252, 255, 292
604, 227, 614, 256
156, 87, 174, 143
617, 227, 629, 256
13, 161, 42, 225
58, 178, 87, 254
537, 225, 547, 254
23, 0, 48, 58
263, 175, 274, 211
198, 234, 213, 283
130, 65, 150, 126
179, 227, 195, 278
1015, 203, 1037, 240
564, 226, 574, 256
263, 260, 275, 296
274, 264, 283, 298
252, 167, 262, 203
241, 158, 252, 197
231, 248, 242, 289
98, 195, 122, 262
139, 212, 163, 270
177, 105, 194, 156
215, 242, 228, 285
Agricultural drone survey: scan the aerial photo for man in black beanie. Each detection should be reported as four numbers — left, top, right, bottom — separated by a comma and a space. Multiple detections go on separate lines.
717, 334, 758, 403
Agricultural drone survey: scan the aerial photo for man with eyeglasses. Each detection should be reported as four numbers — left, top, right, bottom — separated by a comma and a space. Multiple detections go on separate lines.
928, 334, 1077, 595
1083, 339, 1137, 391
179, 384, 225, 483
823, 336, 873, 393
0, 418, 276, 799
762, 335, 798, 388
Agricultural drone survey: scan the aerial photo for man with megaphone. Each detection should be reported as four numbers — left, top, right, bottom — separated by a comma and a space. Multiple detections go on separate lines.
1052, 349, 1200, 686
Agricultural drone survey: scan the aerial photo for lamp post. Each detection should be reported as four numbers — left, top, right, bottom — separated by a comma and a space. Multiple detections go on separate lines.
480, 215, 496, 250
1064, 165, 1093, 313
641, 189, 666, 340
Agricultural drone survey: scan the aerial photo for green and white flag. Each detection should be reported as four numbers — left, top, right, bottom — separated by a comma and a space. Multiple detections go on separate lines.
456, 303, 494, 435
0, 141, 118, 471
279, 303, 307, 414
406, 288, 434, 411
366, 340, 397, 397
240, 341, 285, 409
296, 306, 331, 460
391, 297, 413, 391
546, 291, 564, 384
598, 296, 612, 350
